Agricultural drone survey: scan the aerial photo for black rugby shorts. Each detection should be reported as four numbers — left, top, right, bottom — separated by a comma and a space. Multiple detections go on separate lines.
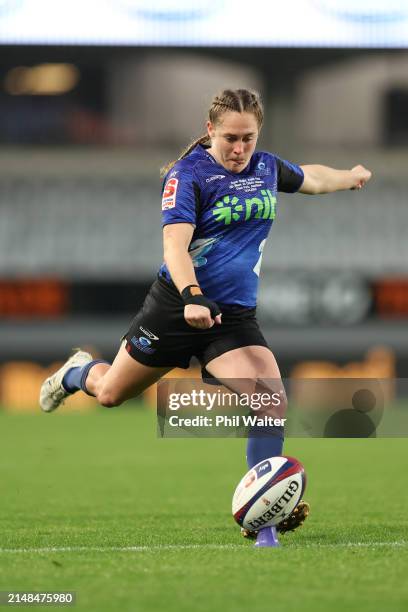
122, 276, 269, 370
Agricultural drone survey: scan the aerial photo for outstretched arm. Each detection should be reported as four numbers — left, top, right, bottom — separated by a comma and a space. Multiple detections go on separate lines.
299, 164, 372, 195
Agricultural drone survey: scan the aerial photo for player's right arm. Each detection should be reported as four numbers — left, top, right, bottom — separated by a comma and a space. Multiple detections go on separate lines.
163, 223, 221, 329
161, 160, 222, 330
162, 222, 197, 293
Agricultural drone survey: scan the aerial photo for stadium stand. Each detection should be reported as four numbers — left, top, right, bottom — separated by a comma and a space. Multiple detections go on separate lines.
0, 161, 406, 277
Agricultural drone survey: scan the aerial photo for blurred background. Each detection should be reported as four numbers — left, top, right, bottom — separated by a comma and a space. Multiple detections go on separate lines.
0, 0, 407, 411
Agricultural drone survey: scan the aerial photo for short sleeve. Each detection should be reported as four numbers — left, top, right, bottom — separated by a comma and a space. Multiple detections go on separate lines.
276, 157, 304, 193
161, 164, 200, 227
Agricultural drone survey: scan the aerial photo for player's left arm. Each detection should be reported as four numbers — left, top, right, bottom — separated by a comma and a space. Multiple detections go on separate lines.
299, 164, 372, 195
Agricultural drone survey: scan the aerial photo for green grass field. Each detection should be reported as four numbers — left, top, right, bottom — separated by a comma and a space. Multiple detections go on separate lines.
0, 405, 407, 612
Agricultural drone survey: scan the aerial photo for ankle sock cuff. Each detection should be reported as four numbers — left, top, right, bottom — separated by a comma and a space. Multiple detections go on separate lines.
80, 360, 109, 396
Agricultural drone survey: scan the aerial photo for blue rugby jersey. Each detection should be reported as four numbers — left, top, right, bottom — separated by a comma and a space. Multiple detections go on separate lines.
159, 145, 304, 307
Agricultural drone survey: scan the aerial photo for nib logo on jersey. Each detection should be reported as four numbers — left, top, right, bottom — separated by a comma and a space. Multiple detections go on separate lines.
212, 190, 276, 226
131, 327, 159, 354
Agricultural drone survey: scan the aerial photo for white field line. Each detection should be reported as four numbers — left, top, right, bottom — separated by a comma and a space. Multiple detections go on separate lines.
0, 542, 406, 554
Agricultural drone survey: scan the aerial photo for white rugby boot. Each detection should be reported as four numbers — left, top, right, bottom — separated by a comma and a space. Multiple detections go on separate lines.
39, 349, 93, 412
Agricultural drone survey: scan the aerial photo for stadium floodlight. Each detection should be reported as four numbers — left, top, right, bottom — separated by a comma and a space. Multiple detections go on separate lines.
0, 0, 408, 47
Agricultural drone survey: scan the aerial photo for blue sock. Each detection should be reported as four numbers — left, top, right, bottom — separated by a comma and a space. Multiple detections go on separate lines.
246, 426, 284, 469
62, 360, 109, 395
62, 367, 82, 393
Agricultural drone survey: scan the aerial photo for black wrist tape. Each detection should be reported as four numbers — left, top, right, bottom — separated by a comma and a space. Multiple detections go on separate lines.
181, 285, 202, 300
181, 285, 221, 319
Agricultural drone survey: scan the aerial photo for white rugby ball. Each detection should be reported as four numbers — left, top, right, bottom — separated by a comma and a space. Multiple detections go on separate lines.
232, 456, 306, 530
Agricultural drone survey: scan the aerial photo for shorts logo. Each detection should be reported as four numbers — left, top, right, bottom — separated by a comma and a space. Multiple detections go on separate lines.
162, 178, 178, 210
139, 326, 159, 341
131, 335, 156, 354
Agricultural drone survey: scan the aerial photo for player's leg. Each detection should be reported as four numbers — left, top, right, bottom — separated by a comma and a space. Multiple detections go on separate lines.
40, 343, 172, 412
205, 345, 286, 467
40, 277, 189, 412
85, 342, 172, 407
205, 345, 309, 535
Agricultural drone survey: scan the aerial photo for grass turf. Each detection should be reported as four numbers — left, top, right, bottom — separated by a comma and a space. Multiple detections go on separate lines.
0, 405, 407, 612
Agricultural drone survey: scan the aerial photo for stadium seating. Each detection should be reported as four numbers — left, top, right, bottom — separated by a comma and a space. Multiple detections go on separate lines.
0, 171, 406, 276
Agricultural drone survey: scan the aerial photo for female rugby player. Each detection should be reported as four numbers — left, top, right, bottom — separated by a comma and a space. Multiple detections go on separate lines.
40, 89, 371, 534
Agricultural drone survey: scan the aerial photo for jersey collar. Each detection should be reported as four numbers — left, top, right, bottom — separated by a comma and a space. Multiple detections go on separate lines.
196, 144, 251, 176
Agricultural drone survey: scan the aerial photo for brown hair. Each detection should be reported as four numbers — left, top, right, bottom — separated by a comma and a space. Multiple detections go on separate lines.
160, 88, 263, 178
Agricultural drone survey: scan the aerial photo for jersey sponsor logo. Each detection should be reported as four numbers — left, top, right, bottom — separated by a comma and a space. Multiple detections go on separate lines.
212, 190, 276, 226
162, 178, 178, 210
131, 335, 156, 354
205, 174, 226, 183
139, 326, 159, 341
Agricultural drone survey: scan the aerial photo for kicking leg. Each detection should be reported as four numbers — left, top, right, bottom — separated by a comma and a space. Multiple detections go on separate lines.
86, 342, 172, 407
40, 343, 172, 412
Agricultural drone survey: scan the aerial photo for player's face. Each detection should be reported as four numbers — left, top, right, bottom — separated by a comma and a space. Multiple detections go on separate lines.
207, 111, 259, 173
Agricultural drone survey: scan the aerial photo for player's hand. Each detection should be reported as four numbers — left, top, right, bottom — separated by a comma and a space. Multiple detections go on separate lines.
181, 285, 222, 329
350, 165, 372, 190
184, 304, 222, 329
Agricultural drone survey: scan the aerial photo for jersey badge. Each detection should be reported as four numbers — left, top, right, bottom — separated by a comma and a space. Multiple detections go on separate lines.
162, 178, 178, 210
256, 161, 271, 177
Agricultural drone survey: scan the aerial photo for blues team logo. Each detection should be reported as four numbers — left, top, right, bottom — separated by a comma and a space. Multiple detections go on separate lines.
131, 335, 157, 354
256, 161, 271, 177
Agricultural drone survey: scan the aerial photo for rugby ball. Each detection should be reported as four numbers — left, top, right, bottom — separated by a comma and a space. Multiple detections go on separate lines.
232, 456, 306, 530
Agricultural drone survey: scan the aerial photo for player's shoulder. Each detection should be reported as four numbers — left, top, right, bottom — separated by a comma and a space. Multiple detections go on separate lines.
163, 155, 203, 185
251, 150, 280, 168
253, 151, 302, 173
249, 150, 279, 175
253, 150, 279, 164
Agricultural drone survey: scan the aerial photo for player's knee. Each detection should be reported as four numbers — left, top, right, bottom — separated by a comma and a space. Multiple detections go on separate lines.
274, 389, 288, 414
97, 386, 125, 408
253, 379, 288, 417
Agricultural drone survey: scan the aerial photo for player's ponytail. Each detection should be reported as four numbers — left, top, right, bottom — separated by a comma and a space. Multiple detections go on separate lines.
160, 88, 263, 178
160, 134, 210, 178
